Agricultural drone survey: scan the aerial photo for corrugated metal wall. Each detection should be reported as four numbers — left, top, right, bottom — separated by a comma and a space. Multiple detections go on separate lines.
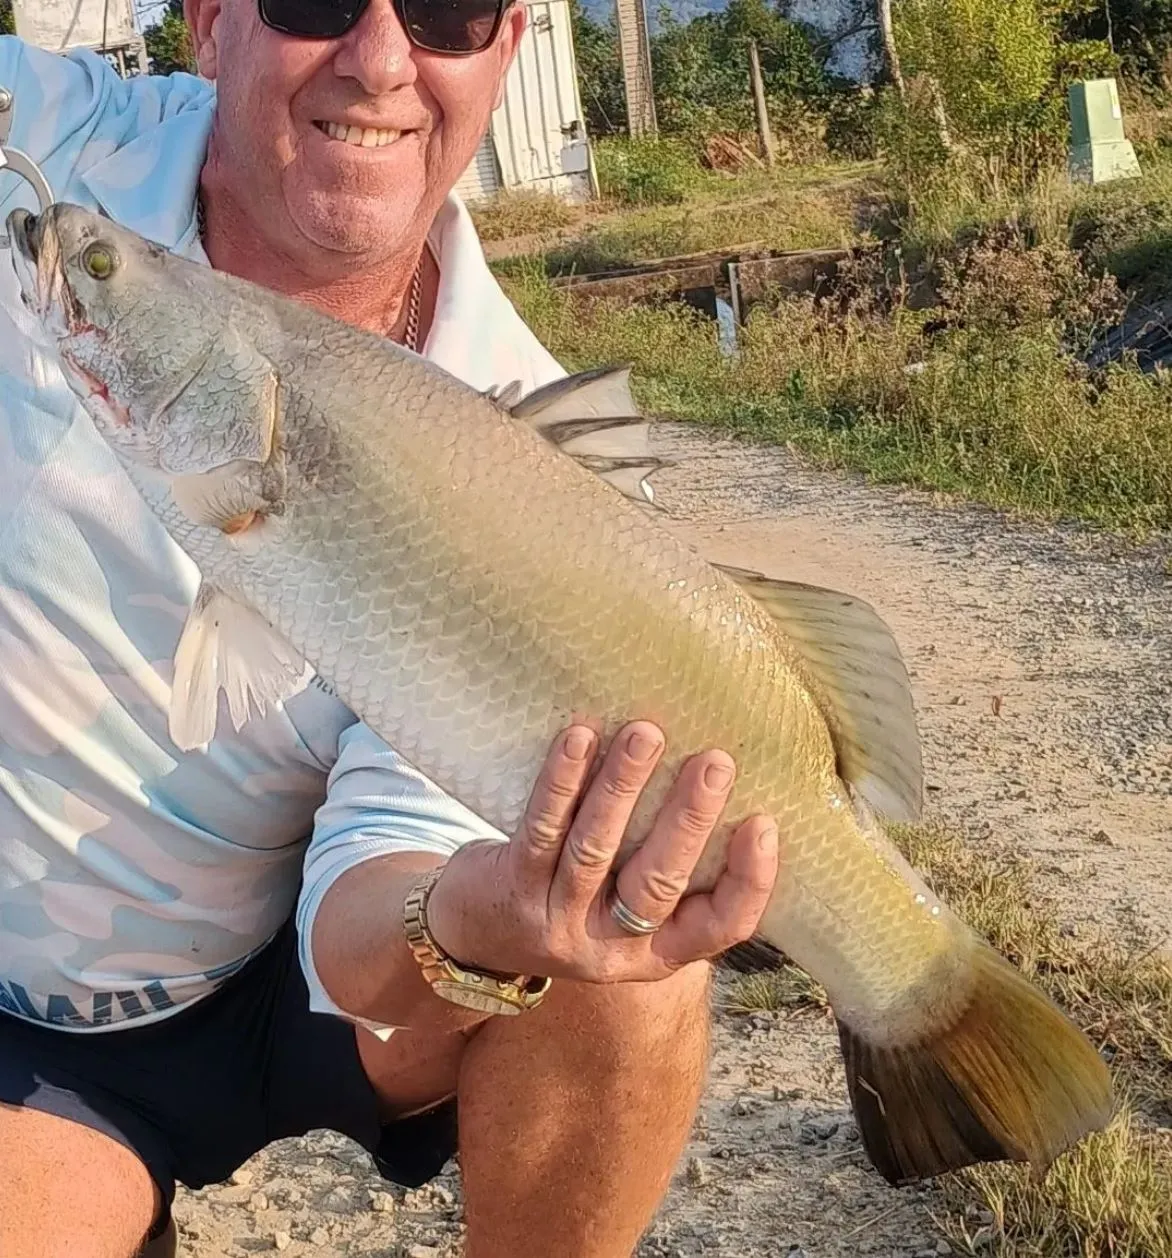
454, 133, 502, 202
454, 0, 592, 204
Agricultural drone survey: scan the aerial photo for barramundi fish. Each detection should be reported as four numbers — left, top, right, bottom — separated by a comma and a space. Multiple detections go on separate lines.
8, 203, 1113, 1186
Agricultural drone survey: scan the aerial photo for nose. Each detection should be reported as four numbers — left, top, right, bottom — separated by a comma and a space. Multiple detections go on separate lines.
331, 0, 418, 95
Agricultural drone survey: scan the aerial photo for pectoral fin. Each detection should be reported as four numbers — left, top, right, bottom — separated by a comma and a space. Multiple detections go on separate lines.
169, 583, 307, 752
169, 457, 286, 538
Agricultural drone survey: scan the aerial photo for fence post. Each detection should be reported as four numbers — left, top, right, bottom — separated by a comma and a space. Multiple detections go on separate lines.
748, 40, 777, 168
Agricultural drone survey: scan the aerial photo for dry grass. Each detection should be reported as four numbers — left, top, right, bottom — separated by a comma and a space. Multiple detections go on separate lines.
484, 164, 880, 276
722, 819, 1172, 1257
941, 1102, 1172, 1258
467, 189, 585, 243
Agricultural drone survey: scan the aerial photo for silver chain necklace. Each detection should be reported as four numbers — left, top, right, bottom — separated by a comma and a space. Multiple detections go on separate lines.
195, 196, 424, 354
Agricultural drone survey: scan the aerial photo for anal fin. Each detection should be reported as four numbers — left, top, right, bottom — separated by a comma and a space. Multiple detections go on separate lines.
170, 583, 307, 752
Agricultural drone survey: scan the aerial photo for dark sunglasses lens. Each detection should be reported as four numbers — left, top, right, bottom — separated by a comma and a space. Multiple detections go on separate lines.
401, 0, 503, 52
260, 0, 367, 38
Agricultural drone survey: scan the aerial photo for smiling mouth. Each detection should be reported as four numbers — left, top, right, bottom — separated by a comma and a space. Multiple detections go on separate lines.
313, 120, 404, 148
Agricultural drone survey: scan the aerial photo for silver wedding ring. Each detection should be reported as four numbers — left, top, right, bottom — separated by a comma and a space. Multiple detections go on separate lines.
609, 889, 660, 936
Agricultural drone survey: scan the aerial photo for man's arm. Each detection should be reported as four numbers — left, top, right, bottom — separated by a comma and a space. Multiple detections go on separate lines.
298, 719, 779, 1036
295, 719, 507, 1036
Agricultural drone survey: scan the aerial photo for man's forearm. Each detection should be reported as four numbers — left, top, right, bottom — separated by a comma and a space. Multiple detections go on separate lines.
309, 852, 496, 1036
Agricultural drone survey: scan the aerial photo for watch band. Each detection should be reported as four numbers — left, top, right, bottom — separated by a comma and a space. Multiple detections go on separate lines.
403, 866, 551, 1016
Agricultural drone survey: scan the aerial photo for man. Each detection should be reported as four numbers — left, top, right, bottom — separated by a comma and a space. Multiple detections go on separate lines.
0, 2, 778, 1255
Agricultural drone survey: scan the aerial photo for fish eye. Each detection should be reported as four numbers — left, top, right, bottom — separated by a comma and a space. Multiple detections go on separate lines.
81, 242, 118, 281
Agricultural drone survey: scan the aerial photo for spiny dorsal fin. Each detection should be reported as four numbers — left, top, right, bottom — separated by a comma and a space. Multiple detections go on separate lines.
485, 380, 525, 410
509, 365, 667, 506
714, 564, 924, 822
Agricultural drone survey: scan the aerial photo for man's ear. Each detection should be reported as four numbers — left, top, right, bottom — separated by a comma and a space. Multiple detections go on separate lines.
186, 0, 224, 79
491, 2, 528, 111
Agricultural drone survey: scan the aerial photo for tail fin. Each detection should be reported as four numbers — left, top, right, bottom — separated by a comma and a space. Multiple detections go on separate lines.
836, 941, 1113, 1185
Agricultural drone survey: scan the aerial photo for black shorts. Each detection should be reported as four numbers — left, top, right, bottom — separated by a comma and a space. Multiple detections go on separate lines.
0, 920, 458, 1225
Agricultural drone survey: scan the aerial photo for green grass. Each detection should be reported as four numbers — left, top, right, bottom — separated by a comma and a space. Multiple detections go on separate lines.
881, 140, 1172, 304
502, 248, 1172, 535
721, 819, 1172, 1258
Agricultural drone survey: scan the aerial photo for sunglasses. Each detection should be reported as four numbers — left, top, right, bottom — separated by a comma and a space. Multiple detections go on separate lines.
258, 0, 513, 53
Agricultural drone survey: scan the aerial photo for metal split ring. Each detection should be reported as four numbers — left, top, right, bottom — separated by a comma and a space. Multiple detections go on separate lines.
609, 888, 661, 937
0, 85, 57, 250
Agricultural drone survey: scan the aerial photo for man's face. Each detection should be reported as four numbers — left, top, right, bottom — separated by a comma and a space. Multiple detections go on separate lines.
188, 0, 525, 263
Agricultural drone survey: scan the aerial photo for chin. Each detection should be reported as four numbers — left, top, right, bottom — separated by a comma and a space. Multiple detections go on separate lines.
295, 203, 419, 258
287, 178, 421, 254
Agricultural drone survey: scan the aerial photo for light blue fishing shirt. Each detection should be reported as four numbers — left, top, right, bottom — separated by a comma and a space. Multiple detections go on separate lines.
0, 36, 566, 1035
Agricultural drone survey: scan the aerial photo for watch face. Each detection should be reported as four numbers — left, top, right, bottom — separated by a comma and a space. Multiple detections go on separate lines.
432, 981, 525, 1016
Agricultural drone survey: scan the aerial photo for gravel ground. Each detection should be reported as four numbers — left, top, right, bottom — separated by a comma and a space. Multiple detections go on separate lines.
175, 424, 1172, 1257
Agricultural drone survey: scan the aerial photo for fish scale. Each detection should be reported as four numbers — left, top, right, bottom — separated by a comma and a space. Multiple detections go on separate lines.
12, 202, 1114, 1191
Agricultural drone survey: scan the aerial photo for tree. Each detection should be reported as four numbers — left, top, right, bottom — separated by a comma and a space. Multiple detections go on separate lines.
650, 0, 829, 135
0, 0, 15, 36
876, 0, 905, 95
892, 0, 1060, 153
569, 0, 627, 136
143, 0, 196, 75
1059, 0, 1172, 84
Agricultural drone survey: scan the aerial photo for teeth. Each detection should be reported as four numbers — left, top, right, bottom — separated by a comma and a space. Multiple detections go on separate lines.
319, 121, 401, 148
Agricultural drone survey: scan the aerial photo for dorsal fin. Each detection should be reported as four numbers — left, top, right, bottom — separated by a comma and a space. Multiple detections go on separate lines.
508, 364, 667, 506
715, 564, 924, 822
485, 380, 525, 409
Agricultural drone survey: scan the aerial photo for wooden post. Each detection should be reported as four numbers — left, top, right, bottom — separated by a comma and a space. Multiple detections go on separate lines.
877, 0, 905, 98
615, 0, 657, 139
748, 40, 776, 167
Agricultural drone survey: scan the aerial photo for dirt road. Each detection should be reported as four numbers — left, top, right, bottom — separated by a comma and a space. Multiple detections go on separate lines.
175, 424, 1171, 1257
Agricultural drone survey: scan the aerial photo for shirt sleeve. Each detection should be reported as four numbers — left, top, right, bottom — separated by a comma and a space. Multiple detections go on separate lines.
294, 718, 508, 1037
0, 36, 208, 218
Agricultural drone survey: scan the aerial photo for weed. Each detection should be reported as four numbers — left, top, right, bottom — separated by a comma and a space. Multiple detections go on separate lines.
724, 817, 1172, 1258
469, 190, 583, 243
504, 244, 1172, 534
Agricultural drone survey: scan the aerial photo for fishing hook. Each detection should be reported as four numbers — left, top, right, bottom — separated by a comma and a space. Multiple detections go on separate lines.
0, 85, 56, 249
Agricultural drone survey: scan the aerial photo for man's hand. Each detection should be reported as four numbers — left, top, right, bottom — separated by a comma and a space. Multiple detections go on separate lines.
425, 721, 779, 985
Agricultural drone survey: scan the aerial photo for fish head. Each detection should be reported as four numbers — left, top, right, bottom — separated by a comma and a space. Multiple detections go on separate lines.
7, 202, 234, 477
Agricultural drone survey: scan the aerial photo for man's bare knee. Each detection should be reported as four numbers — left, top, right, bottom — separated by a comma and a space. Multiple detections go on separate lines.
468, 959, 713, 1091
0, 1103, 159, 1258
455, 963, 714, 1258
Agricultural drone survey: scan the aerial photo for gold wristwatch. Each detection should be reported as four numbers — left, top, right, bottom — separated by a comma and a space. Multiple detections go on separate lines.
403, 866, 551, 1016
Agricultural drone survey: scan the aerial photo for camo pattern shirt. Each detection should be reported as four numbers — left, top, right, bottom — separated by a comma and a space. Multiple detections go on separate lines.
0, 37, 566, 1034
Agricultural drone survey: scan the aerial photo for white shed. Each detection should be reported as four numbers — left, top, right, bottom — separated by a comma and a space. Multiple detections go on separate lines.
455, 0, 595, 204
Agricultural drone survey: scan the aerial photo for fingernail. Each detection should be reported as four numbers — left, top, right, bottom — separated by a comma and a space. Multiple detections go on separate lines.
564, 728, 595, 762
759, 824, 778, 852
626, 730, 662, 762
704, 762, 733, 792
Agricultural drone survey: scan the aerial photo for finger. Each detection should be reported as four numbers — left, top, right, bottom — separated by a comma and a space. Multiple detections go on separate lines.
511, 725, 598, 893
653, 815, 779, 963
551, 721, 665, 910
607, 748, 736, 933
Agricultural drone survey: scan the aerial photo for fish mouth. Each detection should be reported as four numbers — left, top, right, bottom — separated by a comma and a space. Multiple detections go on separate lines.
6, 207, 47, 312
5, 205, 91, 344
